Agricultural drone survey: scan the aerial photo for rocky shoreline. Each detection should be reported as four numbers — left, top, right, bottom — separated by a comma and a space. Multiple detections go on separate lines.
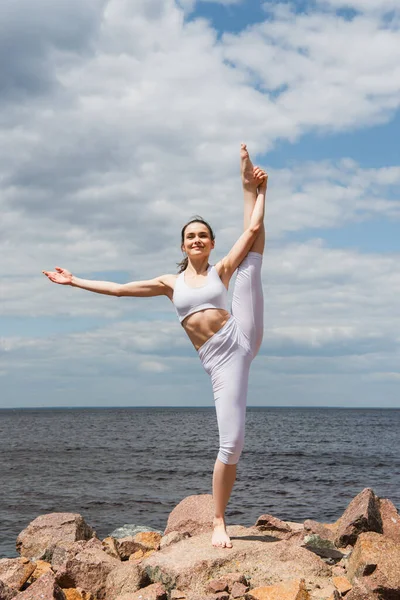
0, 488, 399, 600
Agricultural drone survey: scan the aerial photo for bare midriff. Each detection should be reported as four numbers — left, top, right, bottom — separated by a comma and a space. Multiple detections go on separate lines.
182, 308, 231, 351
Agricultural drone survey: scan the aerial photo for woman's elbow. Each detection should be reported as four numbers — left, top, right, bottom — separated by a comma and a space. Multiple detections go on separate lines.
249, 222, 262, 236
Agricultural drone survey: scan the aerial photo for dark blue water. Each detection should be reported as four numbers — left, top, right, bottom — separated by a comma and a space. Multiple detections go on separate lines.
1, 407, 399, 558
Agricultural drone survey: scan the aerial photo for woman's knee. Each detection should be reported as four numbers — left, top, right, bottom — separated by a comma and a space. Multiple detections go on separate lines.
218, 436, 245, 465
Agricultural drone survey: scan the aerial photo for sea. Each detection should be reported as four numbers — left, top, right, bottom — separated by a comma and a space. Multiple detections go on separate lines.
0, 407, 399, 558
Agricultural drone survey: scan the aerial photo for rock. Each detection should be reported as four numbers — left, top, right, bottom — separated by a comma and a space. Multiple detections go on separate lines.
62, 590, 94, 600
170, 590, 187, 599
141, 525, 330, 594
16, 514, 96, 561
115, 537, 142, 561
51, 539, 103, 573
104, 562, 149, 598
160, 532, 190, 550
13, 571, 66, 599
346, 531, 400, 597
0, 578, 16, 600
335, 489, 382, 548
345, 581, 375, 600
254, 514, 292, 534
109, 525, 163, 539
164, 495, 215, 537
302, 536, 344, 562
114, 582, 167, 600
27, 559, 52, 583
379, 498, 400, 543
101, 537, 121, 560
327, 592, 341, 600
0, 557, 35, 591
219, 573, 249, 591
332, 576, 352, 595
205, 579, 229, 593
303, 520, 335, 543
245, 578, 310, 600
55, 542, 120, 599
134, 532, 161, 552
231, 581, 250, 598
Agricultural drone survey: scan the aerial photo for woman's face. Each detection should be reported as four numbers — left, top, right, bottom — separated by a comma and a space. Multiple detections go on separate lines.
182, 222, 214, 260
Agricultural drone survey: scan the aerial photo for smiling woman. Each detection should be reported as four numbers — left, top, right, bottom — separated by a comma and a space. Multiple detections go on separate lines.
42, 143, 268, 549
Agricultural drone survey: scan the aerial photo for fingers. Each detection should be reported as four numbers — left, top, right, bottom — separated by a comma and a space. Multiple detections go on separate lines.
253, 166, 268, 181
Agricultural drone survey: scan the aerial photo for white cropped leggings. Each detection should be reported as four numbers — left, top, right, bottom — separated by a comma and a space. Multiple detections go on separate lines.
198, 252, 264, 465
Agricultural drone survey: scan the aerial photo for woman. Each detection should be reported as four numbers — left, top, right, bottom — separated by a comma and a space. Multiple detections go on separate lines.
43, 144, 267, 549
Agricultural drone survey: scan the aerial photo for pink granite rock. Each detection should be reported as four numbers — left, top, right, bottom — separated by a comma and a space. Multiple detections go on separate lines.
344, 581, 375, 600
160, 532, 190, 550
303, 520, 335, 542
255, 514, 291, 534
141, 524, 330, 594
164, 495, 214, 537
0, 578, 16, 600
16, 514, 96, 561
14, 571, 66, 599
104, 562, 149, 598
379, 498, 400, 543
55, 542, 120, 599
51, 539, 102, 573
114, 582, 167, 600
231, 581, 249, 597
205, 579, 229, 593
347, 531, 400, 597
0, 557, 35, 591
335, 489, 382, 547
114, 537, 143, 561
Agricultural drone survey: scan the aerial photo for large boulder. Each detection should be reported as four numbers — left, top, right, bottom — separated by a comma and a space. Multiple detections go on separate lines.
140, 524, 331, 595
334, 489, 382, 547
347, 531, 400, 598
104, 562, 149, 598
16, 514, 96, 561
51, 539, 103, 573
54, 541, 120, 599
164, 495, 214, 537
0, 558, 35, 592
14, 571, 66, 599
379, 498, 400, 543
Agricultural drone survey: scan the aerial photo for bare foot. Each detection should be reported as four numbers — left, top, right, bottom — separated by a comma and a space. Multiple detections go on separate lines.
240, 143, 257, 189
212, 517, 233, 548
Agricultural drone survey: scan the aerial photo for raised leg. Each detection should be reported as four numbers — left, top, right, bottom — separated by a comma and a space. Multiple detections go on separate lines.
240, 143, 265, 256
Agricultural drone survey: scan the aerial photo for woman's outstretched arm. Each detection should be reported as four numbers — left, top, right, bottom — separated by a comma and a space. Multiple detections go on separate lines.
42, 267, 174, 297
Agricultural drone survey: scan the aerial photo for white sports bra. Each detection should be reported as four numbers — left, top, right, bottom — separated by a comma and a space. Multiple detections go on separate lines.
172, 265, 229, 323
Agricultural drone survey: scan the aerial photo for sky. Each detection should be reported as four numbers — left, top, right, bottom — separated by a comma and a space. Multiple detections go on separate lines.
1, 0, 399, 408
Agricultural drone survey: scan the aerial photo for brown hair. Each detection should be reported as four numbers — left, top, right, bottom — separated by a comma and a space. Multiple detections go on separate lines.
176, 216, 215, 273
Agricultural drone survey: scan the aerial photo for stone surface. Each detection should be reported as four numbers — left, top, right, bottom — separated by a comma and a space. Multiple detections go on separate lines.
62, 590, 94, 600
303, 521, 335, 543
205, 579, 229, 593
245, 578, 310, 600
160, 532, 190, 550
219, 573, 249, 591
0, 557, 35, 591
134, 532, 161, 552
335, 489, 382, 548
231, 581, 249, 598
379, 498, 400, 543
101, 536, 121, 560
16, 514, 96, 561
327, 592, 341, 600
332, 576, 352, 594
164, 495, 215, 537
255, 514, 292, 534
109, 525, 163, 539
302, 535, 344, 561
170, 590, 187, 599
114, 582, 167, 600
346, 531, 400, 597
115, 537, 142, 561
55, 542, 120, 599
344, 581, 375, 600
51, 539, 103, 573
0, 578, 16, 600
14, 571, 66, 599
104, 562, 149, 598
29, 559, 53, 582
141, 525, 330, 594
